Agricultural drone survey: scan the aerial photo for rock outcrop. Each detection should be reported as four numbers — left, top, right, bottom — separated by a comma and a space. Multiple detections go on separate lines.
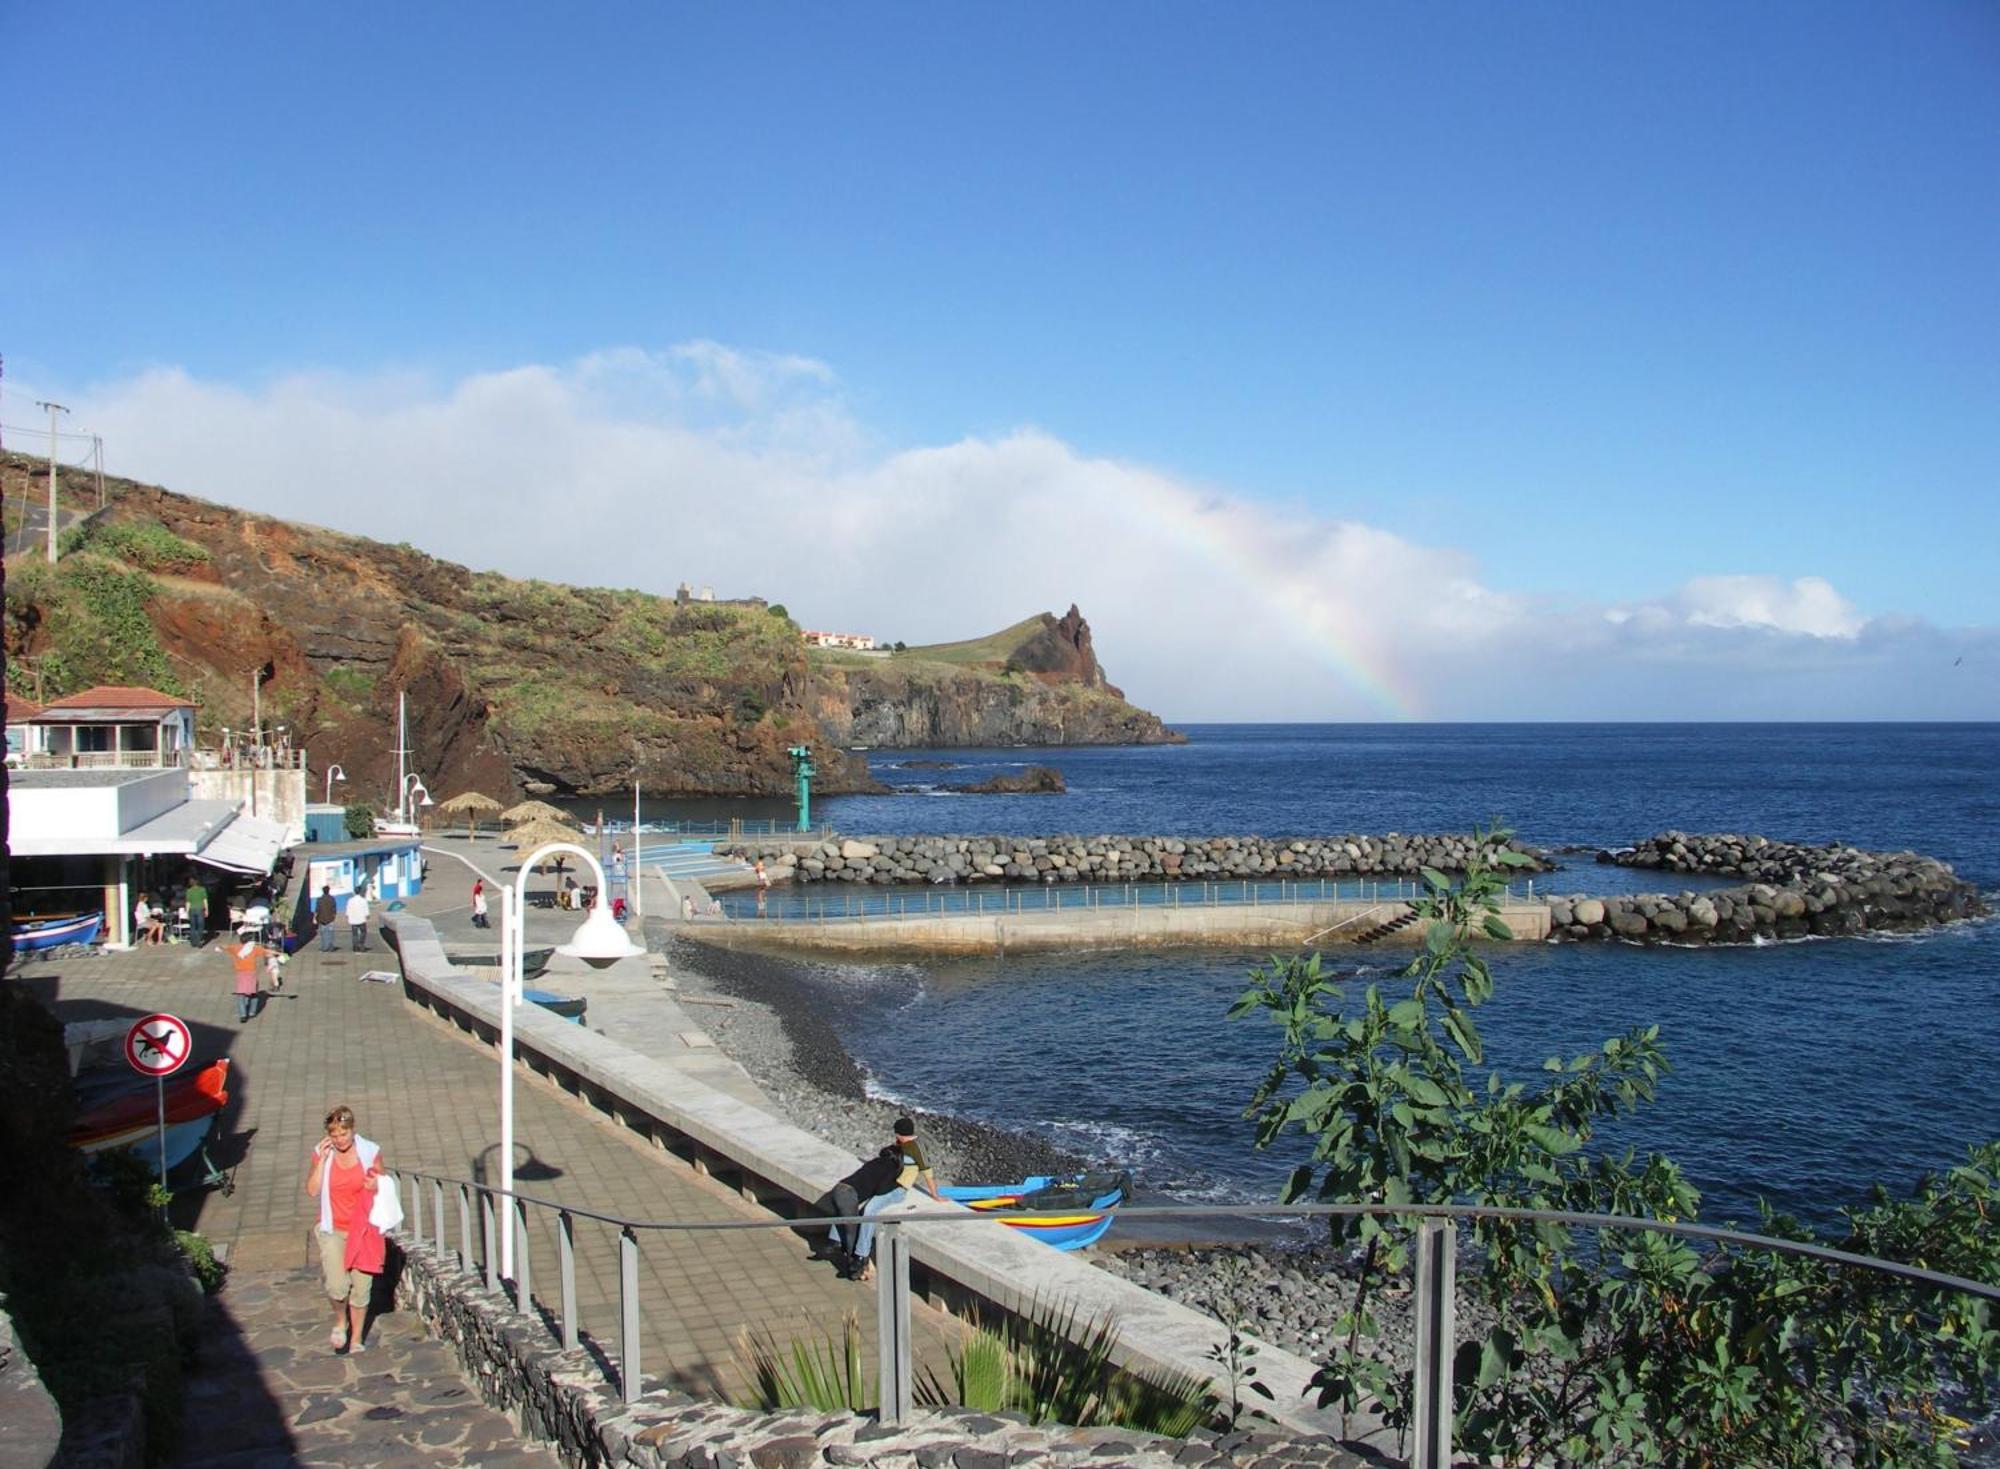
950, 765, 1066, 794
0, 455, 1175, 802
719, 832, 1549, 885
1544, 831, 1987, 944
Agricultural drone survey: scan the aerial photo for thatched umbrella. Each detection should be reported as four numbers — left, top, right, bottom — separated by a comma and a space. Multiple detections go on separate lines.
501, 799, 574, 827
504, 816, 590, 869
436, 790, 503, 838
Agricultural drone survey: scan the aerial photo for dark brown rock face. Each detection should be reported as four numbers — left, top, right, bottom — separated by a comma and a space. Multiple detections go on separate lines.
952, 765, 1067, 794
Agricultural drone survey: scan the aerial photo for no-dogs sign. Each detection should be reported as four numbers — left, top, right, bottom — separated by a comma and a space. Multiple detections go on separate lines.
124, 1013, 193, 1077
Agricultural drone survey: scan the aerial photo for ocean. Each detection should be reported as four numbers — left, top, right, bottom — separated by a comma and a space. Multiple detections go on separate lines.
658, 724, 2000, 1229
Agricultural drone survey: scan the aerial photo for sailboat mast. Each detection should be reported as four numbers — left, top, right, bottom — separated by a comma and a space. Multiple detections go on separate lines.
396, 692, 408, 821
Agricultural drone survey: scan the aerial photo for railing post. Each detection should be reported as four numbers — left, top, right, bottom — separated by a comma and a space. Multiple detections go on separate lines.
458, 1183, 473, 1274
514, 1197, 533, 1312
618, 1228, 642, 1402
1410, 1219, 1456, 1469
558, 1211, 579, 1351
432, 1178, 445, 1251
481, 1191, 498, 1293
875, 1221, 913, 1425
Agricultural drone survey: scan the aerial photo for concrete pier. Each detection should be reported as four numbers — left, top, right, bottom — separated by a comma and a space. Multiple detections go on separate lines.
680, 899, 1552, 957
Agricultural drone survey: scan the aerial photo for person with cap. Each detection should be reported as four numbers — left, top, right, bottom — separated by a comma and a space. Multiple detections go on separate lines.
846, 1117, 942, 1283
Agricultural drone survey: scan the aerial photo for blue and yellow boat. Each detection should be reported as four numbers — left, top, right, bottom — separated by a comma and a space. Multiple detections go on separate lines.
941, 1170, 1132, 1250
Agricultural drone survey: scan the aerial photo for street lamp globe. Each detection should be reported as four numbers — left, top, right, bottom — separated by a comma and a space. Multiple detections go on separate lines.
558, 902, 645, 967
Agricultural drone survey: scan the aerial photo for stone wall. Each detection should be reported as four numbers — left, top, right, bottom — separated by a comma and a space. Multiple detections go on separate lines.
1547, 832, 1987, 944
718, 833, 1548, 886
396, 1241, 1366, 1469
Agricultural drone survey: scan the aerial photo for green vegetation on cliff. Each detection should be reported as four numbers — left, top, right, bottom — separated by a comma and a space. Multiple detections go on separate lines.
4, 554, 185, 699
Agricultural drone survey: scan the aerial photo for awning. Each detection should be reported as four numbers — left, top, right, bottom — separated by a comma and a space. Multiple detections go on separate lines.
193, 811, 289, 876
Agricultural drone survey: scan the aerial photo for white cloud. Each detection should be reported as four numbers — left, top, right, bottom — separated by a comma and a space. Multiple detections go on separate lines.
30, 348, 1995, 721
1673, 575, 1864, 639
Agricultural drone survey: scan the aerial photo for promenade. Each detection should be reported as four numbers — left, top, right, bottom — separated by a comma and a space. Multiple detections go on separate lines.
24, 858, 955, 1461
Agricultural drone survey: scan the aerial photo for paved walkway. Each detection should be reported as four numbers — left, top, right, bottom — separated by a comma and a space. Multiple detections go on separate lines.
27, 858, 955, 1457
171, 1267, 555, 1468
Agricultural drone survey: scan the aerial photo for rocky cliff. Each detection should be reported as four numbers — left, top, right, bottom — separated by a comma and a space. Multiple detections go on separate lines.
0, 454, 1177, 802
811, 609, 1181, 747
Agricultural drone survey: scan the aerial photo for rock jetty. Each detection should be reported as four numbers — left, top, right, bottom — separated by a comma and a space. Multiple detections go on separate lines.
717, 832, 1548, 885
1547, 832, 1987, 944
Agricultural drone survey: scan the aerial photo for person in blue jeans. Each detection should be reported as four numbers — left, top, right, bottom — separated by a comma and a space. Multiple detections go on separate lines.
314, 886, 339, 951
847, 1118, 943, 1282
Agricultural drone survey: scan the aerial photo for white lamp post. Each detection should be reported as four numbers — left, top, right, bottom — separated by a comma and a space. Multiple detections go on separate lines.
324, 763, 346, 804
399, 775, 434, 826
424, 839, 643, 1279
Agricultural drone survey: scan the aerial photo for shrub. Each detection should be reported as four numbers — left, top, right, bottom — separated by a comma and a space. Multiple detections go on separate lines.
1232, 829, 2000, 1464
343, 803, 376, 839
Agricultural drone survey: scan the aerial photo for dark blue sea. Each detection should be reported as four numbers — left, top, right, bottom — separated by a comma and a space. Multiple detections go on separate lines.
680, 725, 2000, 1230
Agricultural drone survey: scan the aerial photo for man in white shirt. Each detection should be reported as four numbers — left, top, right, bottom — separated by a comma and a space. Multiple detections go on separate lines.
345, 888, 371, 951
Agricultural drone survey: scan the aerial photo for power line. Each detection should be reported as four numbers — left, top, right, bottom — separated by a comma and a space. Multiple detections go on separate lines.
0, 421, 96, 443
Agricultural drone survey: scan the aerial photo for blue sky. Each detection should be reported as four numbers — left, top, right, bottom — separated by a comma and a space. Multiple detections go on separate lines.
2, 5, 1995, 719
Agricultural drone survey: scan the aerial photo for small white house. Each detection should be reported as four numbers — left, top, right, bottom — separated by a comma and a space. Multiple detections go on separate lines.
25, 685, 197, 769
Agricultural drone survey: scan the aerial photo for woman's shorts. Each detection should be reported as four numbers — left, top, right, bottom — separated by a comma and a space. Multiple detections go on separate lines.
317, 1228, 373, 1305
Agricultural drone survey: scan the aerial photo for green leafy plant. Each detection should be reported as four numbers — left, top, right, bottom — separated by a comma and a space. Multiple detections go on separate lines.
918, 1295, 1214, 1435
1232, 827, 2000, 1464
174, 1230, 227, 1293
1199, 1255, 1276, 1428
732, 1312, 872, 1412
343, 802, 377, 838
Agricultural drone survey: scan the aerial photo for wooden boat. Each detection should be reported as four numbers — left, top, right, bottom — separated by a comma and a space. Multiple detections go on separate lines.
13, 912, 105, 953
523, 987, 587, 1022
449, 946, 554, 979
71, 1059, 231, 1173
940, 1170, 1131, 1250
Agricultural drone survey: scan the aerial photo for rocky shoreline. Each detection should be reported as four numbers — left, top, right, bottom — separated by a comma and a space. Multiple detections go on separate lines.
661, 933, 1090, 1184
718, 832, 1550, 886
1551, 831, 1988, 944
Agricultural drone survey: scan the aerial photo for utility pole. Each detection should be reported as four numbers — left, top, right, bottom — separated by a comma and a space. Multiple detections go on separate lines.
36, 400, 68, 564
93, 435, 104, 508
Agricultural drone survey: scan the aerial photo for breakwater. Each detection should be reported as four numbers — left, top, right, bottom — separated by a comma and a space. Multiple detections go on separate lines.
1548, 832, 1988, 945
718, 831, 1549, 884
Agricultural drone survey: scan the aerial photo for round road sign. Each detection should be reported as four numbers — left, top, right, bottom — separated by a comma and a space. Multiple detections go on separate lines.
124, 1013, 193, 1077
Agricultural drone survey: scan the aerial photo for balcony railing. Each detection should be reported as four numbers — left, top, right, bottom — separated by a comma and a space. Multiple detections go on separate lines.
16, 748, 190, 770
387, 1172, 2000, 1469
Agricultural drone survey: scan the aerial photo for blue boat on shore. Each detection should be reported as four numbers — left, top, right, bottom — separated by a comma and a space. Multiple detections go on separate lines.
941, 1170, 1132, 1250
13, 912, 105, 953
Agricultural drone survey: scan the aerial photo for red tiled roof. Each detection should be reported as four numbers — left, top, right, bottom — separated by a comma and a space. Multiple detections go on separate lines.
39, 685, 195, 712
4, 693, 43, 722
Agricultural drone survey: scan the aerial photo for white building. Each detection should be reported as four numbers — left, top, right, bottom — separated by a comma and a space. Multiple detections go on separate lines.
19, 684, 197, 768
8, 767, 290, 947
802, 630, 878, 650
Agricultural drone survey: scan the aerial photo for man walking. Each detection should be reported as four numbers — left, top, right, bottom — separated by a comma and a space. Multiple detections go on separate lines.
185, 877, 209, 948
346, 885, 371, 952
315, 885, 339, 952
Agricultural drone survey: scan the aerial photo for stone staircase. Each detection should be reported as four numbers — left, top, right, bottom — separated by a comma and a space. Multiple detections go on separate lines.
169, 1264, 554, 1468
1352, 907, 1423, 946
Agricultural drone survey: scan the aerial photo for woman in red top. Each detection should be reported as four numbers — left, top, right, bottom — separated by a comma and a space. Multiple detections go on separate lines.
305, 1104, 385, 1353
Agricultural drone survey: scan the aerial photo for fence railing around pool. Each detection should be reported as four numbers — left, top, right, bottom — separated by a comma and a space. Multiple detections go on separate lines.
717, 876, 1543, 921
386, 1171, 2000, 1469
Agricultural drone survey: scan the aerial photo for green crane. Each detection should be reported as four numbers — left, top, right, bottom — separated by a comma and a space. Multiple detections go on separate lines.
788, 745, 815, 833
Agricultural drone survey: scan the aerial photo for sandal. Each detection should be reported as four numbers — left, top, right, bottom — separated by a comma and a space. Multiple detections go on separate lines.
330, 1327, 348, 1350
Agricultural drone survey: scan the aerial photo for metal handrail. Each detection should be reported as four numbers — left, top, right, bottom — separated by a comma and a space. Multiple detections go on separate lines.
721, 877, 1544, 923
386, 1166, 1999, 1469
